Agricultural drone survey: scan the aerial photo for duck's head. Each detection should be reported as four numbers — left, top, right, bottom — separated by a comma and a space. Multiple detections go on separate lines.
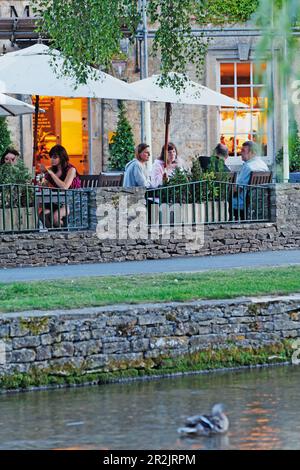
211, 403, 226, 416
211, 403, 229, 433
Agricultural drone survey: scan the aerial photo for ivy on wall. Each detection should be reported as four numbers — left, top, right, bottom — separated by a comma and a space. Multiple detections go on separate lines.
201, 0, 260, 24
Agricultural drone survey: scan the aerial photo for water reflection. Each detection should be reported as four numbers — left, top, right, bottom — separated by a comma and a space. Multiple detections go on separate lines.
0, 365, 299, 450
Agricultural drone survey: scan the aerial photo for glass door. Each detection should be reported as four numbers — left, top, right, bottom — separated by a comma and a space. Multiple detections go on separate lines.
33, 96, 89, 175
60, 98, 89, 175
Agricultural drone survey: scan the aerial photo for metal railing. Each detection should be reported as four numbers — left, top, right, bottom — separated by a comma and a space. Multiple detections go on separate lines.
146, 179, 272, 226
0, 184, 90, 233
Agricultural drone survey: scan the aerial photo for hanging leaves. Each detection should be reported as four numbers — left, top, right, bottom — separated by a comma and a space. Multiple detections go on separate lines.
34, 0, 261, 90
34, 0, 139, 84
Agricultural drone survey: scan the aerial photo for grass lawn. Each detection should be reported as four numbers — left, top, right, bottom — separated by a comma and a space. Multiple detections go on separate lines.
0, 266, 299, 313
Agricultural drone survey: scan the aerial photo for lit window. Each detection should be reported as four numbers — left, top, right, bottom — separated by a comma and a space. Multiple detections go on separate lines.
219, 62, 268, 157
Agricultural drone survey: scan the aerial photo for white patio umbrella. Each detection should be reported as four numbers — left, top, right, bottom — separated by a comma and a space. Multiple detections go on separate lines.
0, 92, 43, 116
0, 43, 145, 99
129, 73, 248, 163
0, 44, 146, 164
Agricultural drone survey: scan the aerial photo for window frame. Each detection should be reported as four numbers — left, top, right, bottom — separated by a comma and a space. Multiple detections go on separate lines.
217, 61, 270, 161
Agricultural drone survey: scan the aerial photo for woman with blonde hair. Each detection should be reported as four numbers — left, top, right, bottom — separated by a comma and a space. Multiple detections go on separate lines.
123, 143, 151, 187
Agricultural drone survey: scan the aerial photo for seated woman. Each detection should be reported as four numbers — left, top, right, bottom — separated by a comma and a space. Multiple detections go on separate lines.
150, 142, 179, 188
123, 143, 151, 188
0, 148, 20, 165
39, 145, 81, 227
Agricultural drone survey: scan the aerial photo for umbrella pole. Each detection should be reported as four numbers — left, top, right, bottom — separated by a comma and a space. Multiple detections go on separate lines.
33, 94, 40, 172
164, 102, 172, 167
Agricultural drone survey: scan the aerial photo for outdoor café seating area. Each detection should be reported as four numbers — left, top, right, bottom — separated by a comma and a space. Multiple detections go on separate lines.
0, 171, 272, 233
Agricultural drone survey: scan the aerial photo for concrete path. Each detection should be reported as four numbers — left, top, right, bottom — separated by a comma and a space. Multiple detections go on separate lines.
0, 249, 299, 283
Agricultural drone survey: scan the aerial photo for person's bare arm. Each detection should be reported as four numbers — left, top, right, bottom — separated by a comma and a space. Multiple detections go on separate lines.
46, 167, 76, 189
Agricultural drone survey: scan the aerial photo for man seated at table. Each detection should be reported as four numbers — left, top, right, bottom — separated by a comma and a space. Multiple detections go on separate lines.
233, 141, 269, 220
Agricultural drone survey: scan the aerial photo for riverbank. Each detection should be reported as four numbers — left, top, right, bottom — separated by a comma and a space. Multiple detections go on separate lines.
0, 342, 293, 392
1, 294, 299, 392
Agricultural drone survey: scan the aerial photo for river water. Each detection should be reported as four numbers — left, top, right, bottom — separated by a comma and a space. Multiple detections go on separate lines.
0, 365, 299, 450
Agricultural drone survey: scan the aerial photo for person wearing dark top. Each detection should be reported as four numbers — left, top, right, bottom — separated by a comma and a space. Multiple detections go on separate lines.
39, 145, 81, 227
208, 143, 230, 173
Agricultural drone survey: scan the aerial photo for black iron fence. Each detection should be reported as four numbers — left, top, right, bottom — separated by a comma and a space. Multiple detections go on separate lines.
0, 184, 90, 233
146, 179, 272, 226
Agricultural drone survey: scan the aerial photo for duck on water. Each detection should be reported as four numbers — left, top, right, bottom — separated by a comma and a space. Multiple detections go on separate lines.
177, 403, 229, 436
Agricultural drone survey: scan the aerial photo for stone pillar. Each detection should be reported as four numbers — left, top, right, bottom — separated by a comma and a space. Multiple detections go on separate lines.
91, 187, 147, 241
273, 183, 300, 234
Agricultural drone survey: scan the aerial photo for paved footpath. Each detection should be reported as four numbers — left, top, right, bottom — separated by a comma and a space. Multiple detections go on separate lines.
0, 249, 299, 283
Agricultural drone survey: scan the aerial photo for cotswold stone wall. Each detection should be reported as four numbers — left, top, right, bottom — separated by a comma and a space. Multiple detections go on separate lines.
0, 184, 299, 268
0, 294, 299, 378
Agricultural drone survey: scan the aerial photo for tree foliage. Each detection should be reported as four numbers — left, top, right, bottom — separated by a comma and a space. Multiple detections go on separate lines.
277, 115, 300, 172
0, 117, 11, 158
200, 0, 259, 24
255, 0, 300, 91
34, 0, 139, 84
35, 0, 260, 91
109, 103, 135, 171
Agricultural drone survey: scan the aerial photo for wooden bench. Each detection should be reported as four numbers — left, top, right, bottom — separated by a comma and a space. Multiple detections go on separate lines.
79, 173, 124, 188
79, 175, 101, 188
99, 173, 124, 187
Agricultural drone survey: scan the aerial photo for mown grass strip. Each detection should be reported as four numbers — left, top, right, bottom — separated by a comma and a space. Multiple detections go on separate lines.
0, 266, 299, 313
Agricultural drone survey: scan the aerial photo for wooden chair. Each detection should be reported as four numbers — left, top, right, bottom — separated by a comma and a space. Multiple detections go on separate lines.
79, 175, 101, 188
228, 172, 237, 184
247, 171, 272, 221
249, 171, 272, 185
99, 173, 124, 187
215, 172, 237, 183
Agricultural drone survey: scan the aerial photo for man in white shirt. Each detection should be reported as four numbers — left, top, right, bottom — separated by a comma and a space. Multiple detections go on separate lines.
234, 141, 269, 220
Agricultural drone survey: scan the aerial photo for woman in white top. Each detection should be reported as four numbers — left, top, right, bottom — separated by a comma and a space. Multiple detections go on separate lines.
151, 142, 179, 188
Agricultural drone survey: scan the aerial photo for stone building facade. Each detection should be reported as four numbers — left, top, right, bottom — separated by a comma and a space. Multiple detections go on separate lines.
0, 1, 282, 174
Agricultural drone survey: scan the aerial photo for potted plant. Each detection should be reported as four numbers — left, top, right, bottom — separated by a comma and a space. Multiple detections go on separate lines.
158, 158, 230, 224
277, 117, 300, 182
0, 160, 34, 231
108, 102, 135, 171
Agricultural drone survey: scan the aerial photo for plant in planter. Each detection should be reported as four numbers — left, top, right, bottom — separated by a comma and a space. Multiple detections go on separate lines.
277, 117, 300, 180
0, 160, 35, 231
109, 102, 135, 171
189, 156, 203, 182
159, 157, 231, 224
162, 166, 190, 203
0, 159, 33, 207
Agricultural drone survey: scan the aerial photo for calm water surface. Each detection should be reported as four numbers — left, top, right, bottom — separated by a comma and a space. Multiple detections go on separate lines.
0, 365, 299, 450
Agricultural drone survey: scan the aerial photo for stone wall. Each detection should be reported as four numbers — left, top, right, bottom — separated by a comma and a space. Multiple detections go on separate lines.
0, 294, 299, 379
0, 184, 299, 268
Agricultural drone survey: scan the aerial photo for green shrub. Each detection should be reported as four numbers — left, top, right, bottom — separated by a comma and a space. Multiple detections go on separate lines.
0, 160, 32, 185
277, 117, 300, 173
163, 157, 230, 202
0, 160, 33, 207
0, 117, 11, 158
109, 103, 135, 171
189, 156, 203, 182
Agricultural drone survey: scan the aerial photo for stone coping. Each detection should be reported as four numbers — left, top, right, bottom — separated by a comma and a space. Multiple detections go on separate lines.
2, 293, 300, 319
